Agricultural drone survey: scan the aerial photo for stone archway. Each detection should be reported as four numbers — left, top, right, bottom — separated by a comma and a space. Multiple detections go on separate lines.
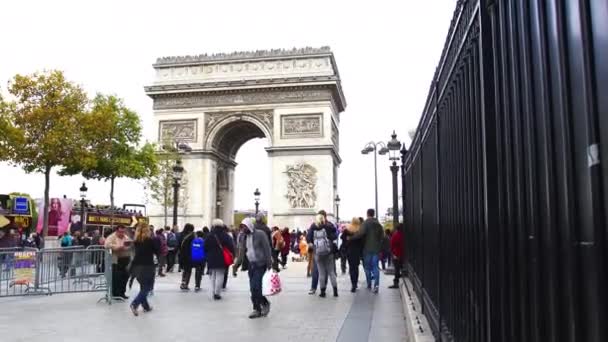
145, 47, 346, 229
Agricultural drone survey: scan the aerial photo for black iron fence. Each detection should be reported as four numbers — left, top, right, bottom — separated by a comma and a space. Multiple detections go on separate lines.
402, 1, 607, 341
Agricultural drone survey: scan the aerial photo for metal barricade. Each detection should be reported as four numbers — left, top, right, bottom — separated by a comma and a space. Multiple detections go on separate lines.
0, 247, 39, 297
0, 246, 113, 304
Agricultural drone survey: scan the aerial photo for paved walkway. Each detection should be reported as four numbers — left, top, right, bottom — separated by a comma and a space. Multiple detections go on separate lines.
0, 259, 407, 342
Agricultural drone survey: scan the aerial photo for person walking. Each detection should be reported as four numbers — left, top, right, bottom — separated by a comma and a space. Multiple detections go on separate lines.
155, 229, 168, 277
165, 226, 178, 273
129, 223, 160, 316
270, 226, 283, 272
388, 224, 404, 289
104, 225, 132, 299
350, 209, 384, 293
307, 214, 339, 298
222, 225, 232, 290
204, 219, 235, 300
236, 218, 272, 319
380, 230, 391, 270
280, 227, 291, 269
190, 231, 206, 292
58, 231, 74, 278
341, 217, 365, 292
178, 224, 196, 290
339, 228, 348, 275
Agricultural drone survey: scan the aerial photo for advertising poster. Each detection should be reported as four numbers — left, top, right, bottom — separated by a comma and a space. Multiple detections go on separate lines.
36, 198, 72, 237
13, 251, 36, 285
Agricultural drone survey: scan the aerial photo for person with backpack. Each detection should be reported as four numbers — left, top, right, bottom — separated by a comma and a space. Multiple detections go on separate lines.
204, 219, 235, 300
178, 223, 196, 290
58, 231, 74, 278
165, 226, 178, 273
236, 217, 272, 319
190, 230, 206, 292
307, 213, 339, 298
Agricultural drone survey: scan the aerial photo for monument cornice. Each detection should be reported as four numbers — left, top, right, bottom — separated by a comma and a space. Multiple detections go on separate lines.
144, 75, 340, 94
265, 144, 342, 165
154, 46, 333, 67
149, 84, 345, 112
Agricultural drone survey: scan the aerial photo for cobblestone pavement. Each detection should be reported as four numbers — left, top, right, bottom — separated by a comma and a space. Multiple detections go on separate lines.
0, 258, 407, 342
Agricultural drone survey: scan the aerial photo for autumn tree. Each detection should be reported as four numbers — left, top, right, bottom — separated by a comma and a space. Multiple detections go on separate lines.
0, 70, 92, 240
146, 142, 188, 227
61, 94, 157, 208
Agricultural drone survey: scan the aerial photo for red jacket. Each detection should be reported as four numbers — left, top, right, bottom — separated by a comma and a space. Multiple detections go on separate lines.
390, 230, 404, 260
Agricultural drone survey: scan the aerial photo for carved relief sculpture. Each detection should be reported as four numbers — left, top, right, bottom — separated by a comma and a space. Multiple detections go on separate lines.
285, 163, 318, 208
159, 120, 197, 142
281, 114, 323, 138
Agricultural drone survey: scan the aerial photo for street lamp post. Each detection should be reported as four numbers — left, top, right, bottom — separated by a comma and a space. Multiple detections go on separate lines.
254, 188, 261, 215
334, 194, 341, 224
163, 140, 191, 227
387, 131, 401, 229
362, 142, 389, 217
172, 159, 184, 226
400, 143, 408, 225
79, 182, 88, 231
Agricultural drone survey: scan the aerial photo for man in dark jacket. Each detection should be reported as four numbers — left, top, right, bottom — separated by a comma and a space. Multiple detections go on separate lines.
178, 223, 195, 290
389, 224, 405, 289
351, 209, 385, 293
237, 218, 272, 319
254, 213, 272, 245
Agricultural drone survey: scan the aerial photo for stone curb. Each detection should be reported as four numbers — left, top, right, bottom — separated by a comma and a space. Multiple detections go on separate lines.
399, 277, 435, 342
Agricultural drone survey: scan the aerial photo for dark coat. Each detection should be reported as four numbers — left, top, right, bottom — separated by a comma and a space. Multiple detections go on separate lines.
178, 232, 195, 267
203, 228, 235, 269
341, 229, 364, 259
254, 222, 272, 245
280, 230, 291, 255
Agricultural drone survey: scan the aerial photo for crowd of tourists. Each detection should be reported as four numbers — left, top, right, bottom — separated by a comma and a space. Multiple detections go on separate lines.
1, 207, 406, 319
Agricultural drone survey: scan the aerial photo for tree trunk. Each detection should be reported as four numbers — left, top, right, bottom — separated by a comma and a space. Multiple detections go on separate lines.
163, 188, 168, 227
41, 166, 51, 248
110, 176, 115, 209
110, 176, 116, 227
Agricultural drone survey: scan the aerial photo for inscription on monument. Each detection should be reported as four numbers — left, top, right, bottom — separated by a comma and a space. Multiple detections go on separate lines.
281, 114, 323, 139
159, 119, 197, 143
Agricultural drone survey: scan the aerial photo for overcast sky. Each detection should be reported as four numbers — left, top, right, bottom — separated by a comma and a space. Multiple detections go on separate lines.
0, 0, 455, 221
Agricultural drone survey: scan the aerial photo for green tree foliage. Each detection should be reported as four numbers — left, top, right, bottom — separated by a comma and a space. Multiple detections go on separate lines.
61, 94, 158, 208
0, 70, 91, 240
146, 148, 179, 227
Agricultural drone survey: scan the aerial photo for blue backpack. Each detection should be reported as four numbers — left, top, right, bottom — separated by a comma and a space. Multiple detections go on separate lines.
191, 237, 205, 262
60, 235, 72, 247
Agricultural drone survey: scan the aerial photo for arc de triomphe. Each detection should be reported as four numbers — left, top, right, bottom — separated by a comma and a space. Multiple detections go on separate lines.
144, 47, 346, 229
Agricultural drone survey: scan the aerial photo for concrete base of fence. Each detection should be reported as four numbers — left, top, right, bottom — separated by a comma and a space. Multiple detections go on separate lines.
399, 277, 435, 342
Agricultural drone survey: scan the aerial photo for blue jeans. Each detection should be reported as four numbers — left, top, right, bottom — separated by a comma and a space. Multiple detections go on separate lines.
364, 253, 380, 288
248, 264, 268, 311
131, 272, 154, 311
310, 260, 319, 290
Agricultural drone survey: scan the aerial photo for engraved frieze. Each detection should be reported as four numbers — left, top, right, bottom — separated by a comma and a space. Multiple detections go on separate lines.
159, 119, 197, 143
281, 114, 323, 139
153, 88, 333, 110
